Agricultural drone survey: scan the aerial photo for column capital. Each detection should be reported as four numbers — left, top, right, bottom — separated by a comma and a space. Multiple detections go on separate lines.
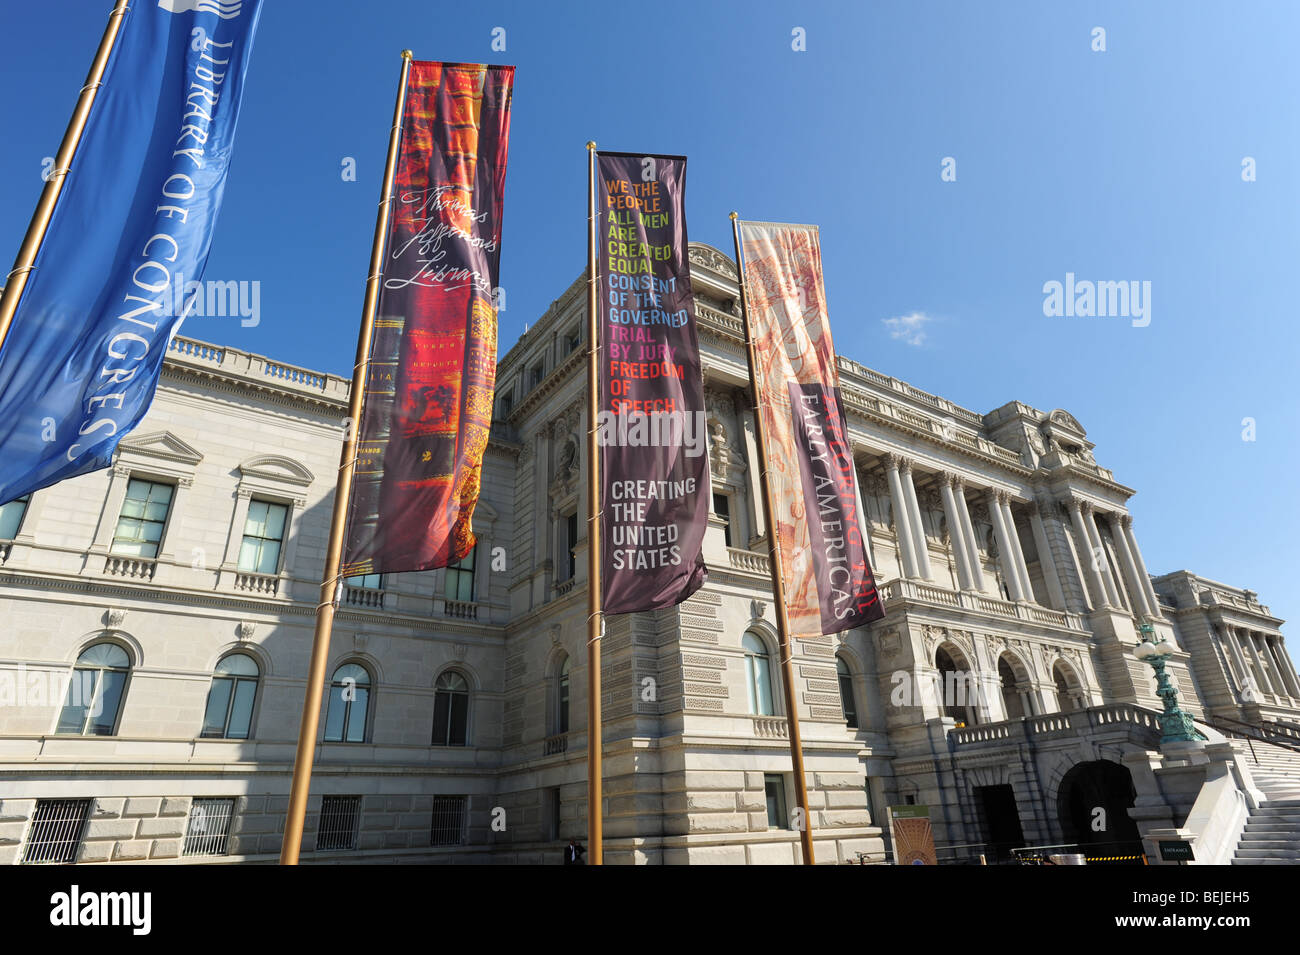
883, 452, 904, 472
1118, 513, 1134, 530
1079, 499, 1095, 517
938, 471, 957, 490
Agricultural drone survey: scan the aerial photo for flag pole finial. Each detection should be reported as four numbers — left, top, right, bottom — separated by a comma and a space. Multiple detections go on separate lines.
587, 141, 597, 151
401, 50, 413, 59
729, 211, 738, 220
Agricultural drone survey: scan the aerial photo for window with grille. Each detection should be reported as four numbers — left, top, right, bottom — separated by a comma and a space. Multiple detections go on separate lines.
110, 478, 174, 558
183, 798, 235, 856
316, 796, 360, 851
430, 795, 467, 847
22, 798, 92, 864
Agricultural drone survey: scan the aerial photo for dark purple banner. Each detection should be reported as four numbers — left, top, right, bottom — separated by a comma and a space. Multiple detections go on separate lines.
596, 152, 707, 613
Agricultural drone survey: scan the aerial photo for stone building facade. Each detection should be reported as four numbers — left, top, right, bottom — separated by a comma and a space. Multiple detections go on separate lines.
0, 244, 1295, 864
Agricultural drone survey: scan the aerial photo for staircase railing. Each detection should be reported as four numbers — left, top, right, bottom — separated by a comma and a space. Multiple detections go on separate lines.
1195, 714, 1300, 758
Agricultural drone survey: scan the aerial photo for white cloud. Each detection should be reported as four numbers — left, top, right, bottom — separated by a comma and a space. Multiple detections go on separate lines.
882, 311, 932, 347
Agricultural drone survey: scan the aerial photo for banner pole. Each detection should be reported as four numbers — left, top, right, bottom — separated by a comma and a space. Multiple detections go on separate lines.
729, 212, 816, 865
585, 141, 604, 865
279, 50, 413, 865
0, 0, 130, 354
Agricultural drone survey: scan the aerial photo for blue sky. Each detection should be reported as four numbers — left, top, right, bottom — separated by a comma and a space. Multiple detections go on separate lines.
2, 1, 1297, 627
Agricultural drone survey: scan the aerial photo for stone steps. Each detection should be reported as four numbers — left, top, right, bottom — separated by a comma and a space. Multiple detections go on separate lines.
1230, 738, 1300, 864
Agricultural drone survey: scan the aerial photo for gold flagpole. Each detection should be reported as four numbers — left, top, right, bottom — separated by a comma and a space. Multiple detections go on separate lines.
729, 212, 816, 865
0, 0, 130, 351
280, 50, 413, 865
585, 141, 604, 865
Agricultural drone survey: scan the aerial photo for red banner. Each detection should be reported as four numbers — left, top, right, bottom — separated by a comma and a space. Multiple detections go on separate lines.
343, 62, 514, 576
737, 220, 883, 636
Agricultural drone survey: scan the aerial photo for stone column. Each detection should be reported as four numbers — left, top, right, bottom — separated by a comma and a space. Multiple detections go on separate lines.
1242, 630, 1279, 698
1265, 636, 1300, 699
954, 479, 986, 592
1028, 501, 1066, 610
999, 495, 1035, 603
1275, 639, 1300, 699
1112, 514, 1154, 618
741, 408, 765, 540
1066, 498, 1107, 610
1218, 623, 1252, 695
1081, 502, 1122, 607
938, 474, 973, 590
987, 490, 1026, 602
884, 455, 918, 578
1120, 517, 1163, 619
900, 460, 932, 579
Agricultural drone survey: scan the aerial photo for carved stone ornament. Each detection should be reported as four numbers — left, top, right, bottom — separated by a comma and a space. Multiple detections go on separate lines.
104, 608, 127, 629
452, 642, 468, 661
237, 621, 256, 643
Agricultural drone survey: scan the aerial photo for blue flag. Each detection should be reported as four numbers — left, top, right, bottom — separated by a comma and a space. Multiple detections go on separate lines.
0, 0, 263, 504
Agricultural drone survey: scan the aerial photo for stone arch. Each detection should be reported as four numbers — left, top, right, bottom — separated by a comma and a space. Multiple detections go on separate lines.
997, 649, 1034, 720
1054, 758, 1142, 855
434, 660, 481, 693
67, 629, 143, 667
204, 641, 272, 677
1051, 658, 1087, 712
328, 649, 385, 686
935, 641, 980, 725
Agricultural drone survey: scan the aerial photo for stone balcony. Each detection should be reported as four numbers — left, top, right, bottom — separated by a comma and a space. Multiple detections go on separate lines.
949, 702, 1163, 750
879, 577, 1088, 634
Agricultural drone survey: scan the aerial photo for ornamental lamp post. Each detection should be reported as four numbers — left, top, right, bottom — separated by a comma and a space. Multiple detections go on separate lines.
1134, 620, 1203, 744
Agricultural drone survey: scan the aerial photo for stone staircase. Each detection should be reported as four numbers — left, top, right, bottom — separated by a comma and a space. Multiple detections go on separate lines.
1230, 738, 1300, 864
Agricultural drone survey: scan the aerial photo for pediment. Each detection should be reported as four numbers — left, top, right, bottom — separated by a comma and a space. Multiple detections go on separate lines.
1047, 409, 1086, 437
117, 431, 204, 467
238, 454, 315, 488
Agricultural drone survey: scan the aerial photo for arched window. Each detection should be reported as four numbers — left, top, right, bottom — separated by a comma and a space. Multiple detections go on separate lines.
201, 653, 260, 739
557, 657, 571, 734
56, 642, 131, 736
324, 663, 371, 743
432, 670, 470, 746
836, 656, 859, 728
743, 632, 775, 716
1053, 663, 1084, 712
935, 645, 978, 726
998, 656, 1026, 721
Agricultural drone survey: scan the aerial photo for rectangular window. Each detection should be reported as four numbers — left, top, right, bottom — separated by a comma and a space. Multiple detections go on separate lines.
348, 573, 384, 590
529, 362, 545, 389
764, 774, 789, 830
548, 787, 562, 840
499, 388, 514, 418
713, 492, 732, 548
563, 328, 581, 356
110, 479, 174, 559
0, 494, 30, 540
22, 798, 92, 864
431, 795, 467, 847
565, 512, 578, 581
237, 499, 289, 575
316, 796, 361, 851
183, 798, 235, 856
444, 546, 476, 603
